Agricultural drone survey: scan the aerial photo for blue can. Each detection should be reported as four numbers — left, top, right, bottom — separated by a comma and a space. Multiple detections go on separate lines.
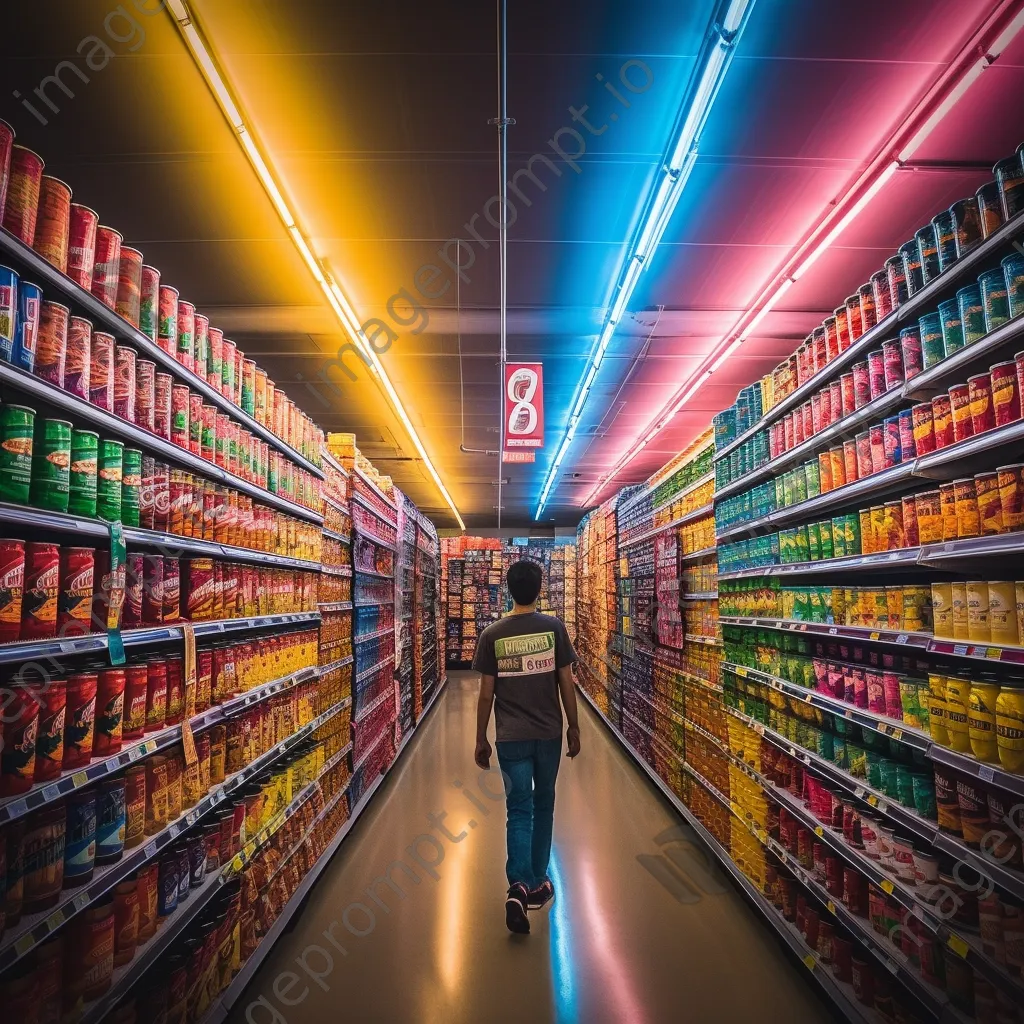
915, 224, 940, 285
12, 281, 41, 373
63, 789, 98, 885
937, 297, 964, 356
1001, 252, 1024, 320
979, 268, 1010, 334
957, 284, 986, 346
96, 777, 126, 865
883, 415, 902, 465
0, 265, 19, 362
898, 408, 916, 460
900, 240, 923, 296
931, 209, 958, 273
158, 852, 179, 918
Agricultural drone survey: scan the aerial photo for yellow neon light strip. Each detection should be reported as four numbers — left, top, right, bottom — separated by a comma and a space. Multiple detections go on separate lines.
166, 1, 465, 530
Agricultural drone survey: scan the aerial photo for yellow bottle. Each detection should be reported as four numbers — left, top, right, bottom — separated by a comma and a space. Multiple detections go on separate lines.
968, 680, 1001, 763
995, 686, 1024, 774
944, 675, 973, 753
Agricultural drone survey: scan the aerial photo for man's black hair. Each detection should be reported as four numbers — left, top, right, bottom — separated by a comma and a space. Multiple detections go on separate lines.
507, 559, 543, 606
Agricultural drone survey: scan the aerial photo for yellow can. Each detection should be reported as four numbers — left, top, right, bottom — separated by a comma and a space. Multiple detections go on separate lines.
928, 672, 950, 745
869, 506, 885, 553
1017, 581, 1024, 645
952, 478, 980, 539
966, 581, 990, 643
859, 509, 873, 554
916, 490, 943, 544
902, 585, 932, 633
944, 675, 973, 753
989, 582, 1019, 646
886, 587, 903, 629
932, 582, 954, 639
939, 482, 959, 541
951, 581, 969, 641
995, 686, 1024, 773
968, 680, 1001, 763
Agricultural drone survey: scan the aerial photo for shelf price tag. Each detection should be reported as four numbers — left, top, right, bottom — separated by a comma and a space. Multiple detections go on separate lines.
802, 954, 816, 971
978, 766, 995, 783
880, 879, 894, 895
15, 933, 36, 957
72, 771, 88, 789
869, 632, 880, 641
827, 900, 836, 915
813, 826, 824, 838
946, 933, 969, 959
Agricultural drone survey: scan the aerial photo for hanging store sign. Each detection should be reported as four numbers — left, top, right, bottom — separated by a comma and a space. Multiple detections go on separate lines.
504, 363, 544, 449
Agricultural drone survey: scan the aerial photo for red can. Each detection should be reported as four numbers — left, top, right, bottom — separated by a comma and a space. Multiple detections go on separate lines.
221, 339, 237, 398
135, 359, 156, 432
124, 551, 144, 627
63, 673, 98, 769
207, 326, 224, 390
155, 372, 174, 440
89, 331, 115, 411
114, 344, 137, 422
881, 340, 904, 391
871, 269, 892, 320
196, 649, 213, 713
234, 347, 244, 405
165, 657, 184, 724
969, 373, 996, 435
0, 120, 15, 222
931, 393, 954, 449
819, 386, 832, 428
158, 286, 179, 357
845, 294, 863, 343
63, 316, 92, 400
122, 665, 149, 741
855, 431, 873, 479
94, 668, 126, 756
115, 247, 144, 328
991, 360, 1022, 425
185, 559, 215, 621
153, 461, 170, 532
898, 409, 915, 458
140, 265, 161, 343
826, 381, 840, 426
783, 413, 794, 452
801, 401, 813, 440
903, 495, 920, 547
169, 470, 186, 536
843, 439, 859, 483
911, 402, 935, 455
143, 555, 164, 625
32, 678, 67, 783
177, 300, 196, 373
833, 306, 850, 351
870, 424, 886, 473
216, 413, 230, 467
32, 176, 72, 273
851, 361, 871, 409
883, 419, 901, 469
949, 383, 974, 443
22, 542, 60, 640
2, 146, 45, 245
0, 686, 40, 795
145, 659, 168, 732
867, 349, 885, 400
57, 546, 95, 637
0, 538, 26, 642
36, 300, 69, 388
858, 282, 876, 332
171, 385, 190, 448
91, 226, 123, 310
194, 313, 209, 382
811, 328, 827, 372
163, 557, 180, 622
840, 372, 855, 417
67, 204, 100, 288
190, 393, 204, 456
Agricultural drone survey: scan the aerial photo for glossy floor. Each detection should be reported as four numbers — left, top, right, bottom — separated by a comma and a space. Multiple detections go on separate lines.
232, 673, 837, 1024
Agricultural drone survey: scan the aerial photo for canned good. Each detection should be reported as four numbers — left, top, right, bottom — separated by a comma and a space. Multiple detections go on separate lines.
949, 383, 973, 443
124, 551, 144, 627
919, 312, 944, 369
155, 371, 173, 440
852, 361, 870, 409
164, 558, 180, 622
21, 803, 66, 911
63, 315, 92, 400
97, 778, 126, 865
194, 313, 209, 382
145, 756, 170, 837
172, 384, 190, 448
951, 196, 983, 258
207, 326, 224, 389
36, 299, 69, 387
997, 465, 1024, 531
177, 300, 195, 373
0, 538, 25, 642
221, 338, 237, 397
31, 677, 67, 782
858, 282, 876, 333
29, 417, 71, 513
63, 672, 98, 769
140, 265, 161, 342
995, 153, 1024, 219
91, 226, 123, 310
121, 447, 142, 528
1, 685, 40, 796
158, 285, 179, 357
0, 403, 35, 503
882, 416, 901, 467
12, 279, 41, 372
123, 765, 147, 849
977, 472, 1003, 535
123, 665, 148, 741
938, 297, 964, 356
63, 789, 98, 886
968, 373, 995, 435
68, 204, 99, 287
185, 558, 215, 620
94, 668, 126, 758
153, 460, 170, 531
89, 331, 115, 411
932, 208, 958, 272
114, 344, 137, 421
115, 247, 144, 328
953, 478, 980, 538
58, 546, 95, 637
2, 146, 45, 244
33, 176, 72, 272
135, 358, 156, 432
241, 358, 256, 415
916, 223, 940, 284
931, 393, 953, 449
202, 404, 217, 461
143, 555, 164, 624
980, 267, 1010, 334
97, 438, 124, 522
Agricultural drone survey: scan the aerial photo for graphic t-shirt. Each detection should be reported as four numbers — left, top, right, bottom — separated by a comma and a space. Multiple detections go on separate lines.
472, 611, 578, 742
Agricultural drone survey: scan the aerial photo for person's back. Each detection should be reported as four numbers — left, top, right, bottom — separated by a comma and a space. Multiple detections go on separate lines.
472, 559, 579, 934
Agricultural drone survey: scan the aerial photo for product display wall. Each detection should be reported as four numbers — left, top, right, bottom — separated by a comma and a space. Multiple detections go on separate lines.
0, 127, 444, 1022
575, 152, 1024, 1023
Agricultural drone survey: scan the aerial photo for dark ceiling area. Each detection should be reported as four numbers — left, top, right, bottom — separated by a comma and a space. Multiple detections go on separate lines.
5, 0, 1024, 528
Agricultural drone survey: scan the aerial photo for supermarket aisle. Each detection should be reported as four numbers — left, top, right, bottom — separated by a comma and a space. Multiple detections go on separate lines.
231, 672, 836, 1024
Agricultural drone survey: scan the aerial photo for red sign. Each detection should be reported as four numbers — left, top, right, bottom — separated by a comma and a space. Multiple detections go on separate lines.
502, 450, 536, 463
504, 363, 544, 449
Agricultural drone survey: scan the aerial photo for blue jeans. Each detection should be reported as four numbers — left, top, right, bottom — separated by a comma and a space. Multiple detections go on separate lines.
495, 738, 562, 889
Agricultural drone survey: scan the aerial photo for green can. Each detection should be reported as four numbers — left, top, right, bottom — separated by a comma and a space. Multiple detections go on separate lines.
121, 447, 142, 528
781, 470, 794, 508
97, 438, 124, 522
30, 418, 72, 513
0, 404, 35, 504
794, 526, 810, 563
807, 521, 822, 561
793, 466, 808, 504
804, 460, 821, 499
819, 520, 834, 560
979, 268, 1010, 333
845, 513, 861, 555
831, 516, 847, 558
938, 297, 964, 355
918, 312, 944, 369
68, 430, 99, 518
956, 284, 986, 346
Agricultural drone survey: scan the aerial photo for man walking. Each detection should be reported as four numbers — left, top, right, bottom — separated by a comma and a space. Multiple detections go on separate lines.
472, 559, 580, 934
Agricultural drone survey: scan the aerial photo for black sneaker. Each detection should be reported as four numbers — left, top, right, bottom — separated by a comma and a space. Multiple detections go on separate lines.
505, 883, 530, 934
527, 879, 555, 910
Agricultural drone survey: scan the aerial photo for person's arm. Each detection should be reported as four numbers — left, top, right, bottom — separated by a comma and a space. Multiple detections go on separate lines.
475, 674, 495, 769
557, 665, 580, 758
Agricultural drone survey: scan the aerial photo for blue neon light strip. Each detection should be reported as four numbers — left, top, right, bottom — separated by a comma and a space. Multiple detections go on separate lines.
535, 0, 756, 519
